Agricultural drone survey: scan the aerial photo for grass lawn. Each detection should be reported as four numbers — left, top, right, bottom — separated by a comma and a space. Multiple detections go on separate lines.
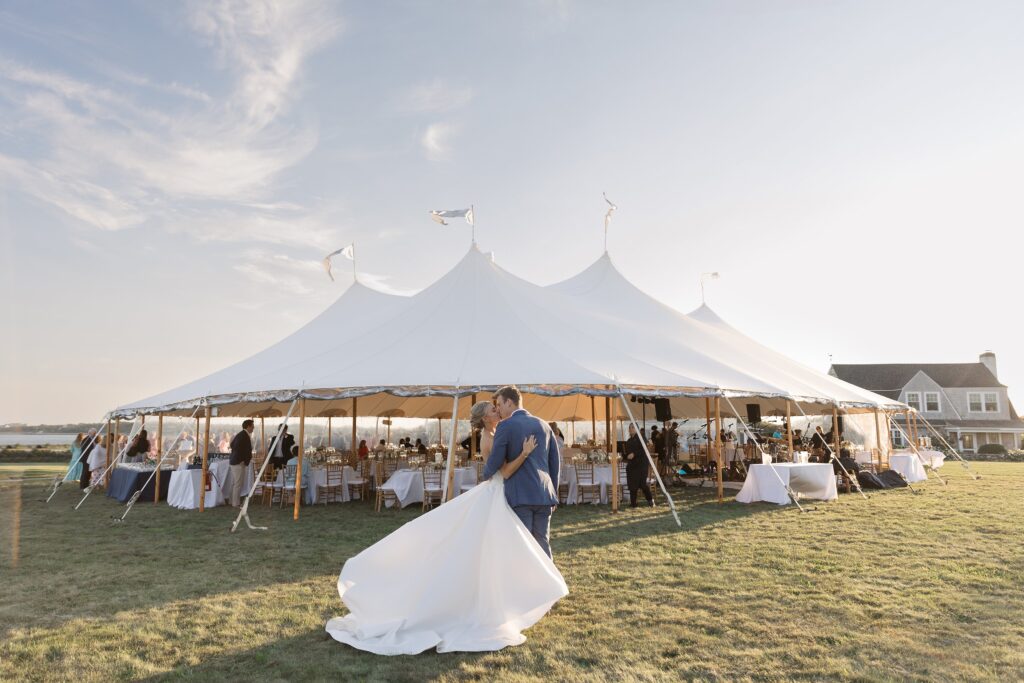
2, 462, 1023, 682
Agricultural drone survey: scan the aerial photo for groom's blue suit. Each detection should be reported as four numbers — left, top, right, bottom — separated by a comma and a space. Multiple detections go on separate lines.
484, 408, 561, 557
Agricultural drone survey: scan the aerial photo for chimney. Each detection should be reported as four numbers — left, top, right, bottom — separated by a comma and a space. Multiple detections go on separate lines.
980, 351, 997, 379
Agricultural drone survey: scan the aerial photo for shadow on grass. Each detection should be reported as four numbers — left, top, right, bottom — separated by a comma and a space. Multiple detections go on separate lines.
138, 628, 490, 683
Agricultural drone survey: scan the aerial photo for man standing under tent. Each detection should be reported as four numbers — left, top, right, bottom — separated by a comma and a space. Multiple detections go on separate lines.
79, 428, 97, 489
229, 420, 255, 508
484, 386, 560, 558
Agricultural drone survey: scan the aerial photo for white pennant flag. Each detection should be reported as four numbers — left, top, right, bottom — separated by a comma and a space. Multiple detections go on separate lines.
322, 244, 354, 282
430, 208, 474, 226
603, 193, 617, 231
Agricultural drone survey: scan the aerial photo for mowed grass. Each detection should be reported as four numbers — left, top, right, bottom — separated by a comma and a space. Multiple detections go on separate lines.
2, 463, 1023, 682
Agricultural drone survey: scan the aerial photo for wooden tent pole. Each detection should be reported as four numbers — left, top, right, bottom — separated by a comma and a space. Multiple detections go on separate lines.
610, 395, 619, 512
704, 398, 711, 469
470, 393, 478, 457
199, 406, 211, 512
715, 397, 723, 502
785, 401, 794, 461
604, 396, 612, 452
260, 417, 265, 460
154, 415, 163, 505
873, 409, 883, 470
591, 396, 596, 443
327, 416, 332, 448
832, 405, 841, 458
351, 397, 358, 462
445, 395, 461, 501
386, 418, 391, 447
294, 399, 306, 520
571, 420, 576, 445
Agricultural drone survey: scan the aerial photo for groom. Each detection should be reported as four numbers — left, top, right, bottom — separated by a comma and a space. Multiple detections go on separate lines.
484, 385, 561, 558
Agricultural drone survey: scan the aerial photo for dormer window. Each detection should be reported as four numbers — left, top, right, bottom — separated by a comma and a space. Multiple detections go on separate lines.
924, 392, 940, 412
905, 392, 921, 411
968, 392, 999, 413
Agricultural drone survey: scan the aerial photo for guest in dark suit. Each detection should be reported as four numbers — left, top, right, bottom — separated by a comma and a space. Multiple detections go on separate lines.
229, 419, 255, 507
624, 424, 654, 507
268, 424, 294, 469
810, 426, 829, 461
415, 438, 428, 455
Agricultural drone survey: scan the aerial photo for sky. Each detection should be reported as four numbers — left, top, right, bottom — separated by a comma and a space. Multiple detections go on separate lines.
2, 0, 1023, 424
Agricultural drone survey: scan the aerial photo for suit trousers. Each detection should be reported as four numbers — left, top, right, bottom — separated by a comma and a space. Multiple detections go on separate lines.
229, 463, 245, 507
79, 461, 91, 489
513, 505, 552, 558
627, 469, 653, 507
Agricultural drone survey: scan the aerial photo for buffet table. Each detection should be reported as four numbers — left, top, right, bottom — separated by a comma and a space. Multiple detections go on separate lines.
888, 452, 928, 483
735, 463, 838, 505
106, 464, 174, 503
166, 460, 253, 510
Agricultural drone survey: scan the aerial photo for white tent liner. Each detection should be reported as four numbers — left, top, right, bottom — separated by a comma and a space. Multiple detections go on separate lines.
111, 246, 903, 420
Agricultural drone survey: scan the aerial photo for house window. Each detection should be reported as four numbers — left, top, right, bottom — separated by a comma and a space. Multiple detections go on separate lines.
891, 425, 905, 448
961, 433, 974, 451
967, 392, 998, 412
924, 392, 940, 412
905, 392, 921, 411
984, 393, 999, 412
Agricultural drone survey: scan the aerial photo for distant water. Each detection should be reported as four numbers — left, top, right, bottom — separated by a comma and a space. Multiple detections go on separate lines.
0, 433, 76, 447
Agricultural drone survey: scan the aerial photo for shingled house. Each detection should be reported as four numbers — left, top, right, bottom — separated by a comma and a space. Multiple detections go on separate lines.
829, 352, 1023, 453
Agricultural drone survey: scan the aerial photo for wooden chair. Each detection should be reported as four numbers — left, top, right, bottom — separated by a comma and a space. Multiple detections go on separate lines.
576, 463, 600, 504
318, 463, 343, 504
460, 460, 484, 495
254, 465, 277, 506
279, 463, 305, 508
374, 461, 399, 512
347, 461, 369, 502
618, 462, 630, 503
422, 468, 443, 511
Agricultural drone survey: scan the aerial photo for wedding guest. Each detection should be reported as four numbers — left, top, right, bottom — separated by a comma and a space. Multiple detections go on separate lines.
810, 426, 829, 460
373, 439, 387, 453
269, 425, 294, 469
87, 434, 107, 487
79, 429, 97, 489
218, 431, 232, 453
357, 439, 370, 459
624, 424, 654, 507
667, 422, 680, 462
66, 433, 85, 482
792, 429, 805, 449
228, 419, 255, 507
415, 438, 427, 455
181, 431, 195, 452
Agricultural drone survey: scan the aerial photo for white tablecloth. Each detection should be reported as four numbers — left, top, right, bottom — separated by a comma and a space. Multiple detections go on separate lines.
561, 464, 618, 505
735, 463, 838, 505
889, 452, 928, 483
915, 449, 946, 469
166, 460, 253, 510
380, 468, 476, 508
853, 450, 874, 466
298, 465, 361, 504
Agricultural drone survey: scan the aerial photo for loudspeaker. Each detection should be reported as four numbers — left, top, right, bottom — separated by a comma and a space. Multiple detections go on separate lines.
835, 415, 844, 435
746, 403, 762, 424
654, 398, 672, 423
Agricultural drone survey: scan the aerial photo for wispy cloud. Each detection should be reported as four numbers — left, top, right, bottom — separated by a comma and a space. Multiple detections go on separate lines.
0, 1, 343, 251
398, 79, 473, 114
232, 248, 322, 295
421, 122, 458, 161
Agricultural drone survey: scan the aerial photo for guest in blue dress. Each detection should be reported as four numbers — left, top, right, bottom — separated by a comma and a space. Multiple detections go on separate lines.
65, 433, 84, 481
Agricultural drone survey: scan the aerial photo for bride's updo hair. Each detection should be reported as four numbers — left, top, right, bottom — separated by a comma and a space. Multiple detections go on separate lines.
470, 401, 491, 431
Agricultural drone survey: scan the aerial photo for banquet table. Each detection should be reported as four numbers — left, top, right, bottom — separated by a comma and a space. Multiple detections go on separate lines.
915, 449, 946, 469
285, 464, 361, 504
735, 463, 838, 505
888, 452, 928, 483
166, 460, 253, 510
381, 467, 477, 508
560, 463, 617, 505
106, 465, 174, 503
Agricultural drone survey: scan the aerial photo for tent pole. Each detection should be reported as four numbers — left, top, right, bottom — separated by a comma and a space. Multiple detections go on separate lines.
443, 394, 460, 501
328, 416, 332, 449
470, 393, 478, 457
610, 395, 619, 512
604, 396, 611, 452
351, 397, 357, 462
109, 418, 119, 485
386, 418, 391, 447
873, 409, 882, 471
294, 399, 306, 520
154, 415, 163, 505
704, 398, 711, 472
199, 406, 211, 512
591, 396, 596, 443
715, 397, 723, 502
260, 417, 265, 461
786, 401, 794, 461
571, 420, 576, 445
617, 393, 680, 526
832, 405, 841, 459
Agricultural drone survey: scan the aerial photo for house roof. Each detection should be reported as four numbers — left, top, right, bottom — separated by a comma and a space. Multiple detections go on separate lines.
830, 363, 1005, 398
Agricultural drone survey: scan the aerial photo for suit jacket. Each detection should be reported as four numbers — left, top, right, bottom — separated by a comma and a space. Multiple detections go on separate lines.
270, 433, 295, 463
624, 434, 649, 475
230, 429, 253, 466
484, 409, 559, 507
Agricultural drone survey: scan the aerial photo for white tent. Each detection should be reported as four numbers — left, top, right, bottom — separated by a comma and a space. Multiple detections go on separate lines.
112, 246, 900, 420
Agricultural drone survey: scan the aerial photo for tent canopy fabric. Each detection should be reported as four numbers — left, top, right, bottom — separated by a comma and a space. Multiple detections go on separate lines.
110, 246, 904, 421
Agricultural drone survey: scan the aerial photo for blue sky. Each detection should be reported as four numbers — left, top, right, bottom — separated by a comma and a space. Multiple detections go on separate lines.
2, 0, 1023, 423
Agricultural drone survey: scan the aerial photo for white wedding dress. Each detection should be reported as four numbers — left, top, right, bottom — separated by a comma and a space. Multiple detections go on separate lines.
325, 471, 569, 655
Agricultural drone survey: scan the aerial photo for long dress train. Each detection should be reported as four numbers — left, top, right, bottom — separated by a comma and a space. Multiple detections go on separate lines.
325, 472, 568, 655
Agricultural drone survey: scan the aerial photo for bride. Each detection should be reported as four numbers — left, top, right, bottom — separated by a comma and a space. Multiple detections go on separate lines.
325, 400, 569, 655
